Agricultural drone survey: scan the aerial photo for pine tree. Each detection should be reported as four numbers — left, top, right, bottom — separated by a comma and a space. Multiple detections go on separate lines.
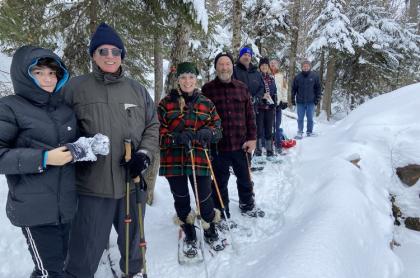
307, 0, 364, 119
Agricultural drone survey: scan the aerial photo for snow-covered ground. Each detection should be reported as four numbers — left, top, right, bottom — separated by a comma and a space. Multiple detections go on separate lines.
1, 83, 420, 277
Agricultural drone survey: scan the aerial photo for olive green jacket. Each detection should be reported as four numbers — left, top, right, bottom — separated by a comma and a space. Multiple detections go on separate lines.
64, 65, 159, 199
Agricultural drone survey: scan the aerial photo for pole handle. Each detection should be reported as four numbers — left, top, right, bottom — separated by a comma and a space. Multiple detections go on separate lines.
124, 139, 132, 162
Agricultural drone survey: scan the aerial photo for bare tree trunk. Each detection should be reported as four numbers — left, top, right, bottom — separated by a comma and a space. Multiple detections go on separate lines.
165, 15, 191, 94
143, 33, 163, 205
232, 0, 243, 58
288, 0, 301, 104
322, 50, 336, 120
409, 0, 418, 22
408, 0, 419, 33
170, 16, 191, 66
154, 34, 163, 104
316, 48, 325, 116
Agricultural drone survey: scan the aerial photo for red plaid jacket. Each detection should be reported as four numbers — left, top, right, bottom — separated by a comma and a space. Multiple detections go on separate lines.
202, 77, 256, 152
158, 89, 222, 176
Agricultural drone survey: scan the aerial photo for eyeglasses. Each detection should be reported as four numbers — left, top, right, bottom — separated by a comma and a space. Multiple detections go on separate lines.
97, 48, 122, 57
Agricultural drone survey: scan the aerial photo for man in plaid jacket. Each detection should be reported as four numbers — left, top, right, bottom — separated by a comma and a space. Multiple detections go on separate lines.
202, 52, 265, 222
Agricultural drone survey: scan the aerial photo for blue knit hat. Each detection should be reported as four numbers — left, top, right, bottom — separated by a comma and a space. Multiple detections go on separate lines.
89, 23, 126, 59
239, 47, 253, 58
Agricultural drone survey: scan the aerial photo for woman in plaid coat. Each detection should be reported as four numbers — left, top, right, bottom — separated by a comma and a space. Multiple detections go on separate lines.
157, 62, 225, 253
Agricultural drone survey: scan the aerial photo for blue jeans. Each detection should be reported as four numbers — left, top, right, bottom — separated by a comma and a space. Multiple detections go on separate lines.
297, 103, 315, 133
274, 107, 283, 147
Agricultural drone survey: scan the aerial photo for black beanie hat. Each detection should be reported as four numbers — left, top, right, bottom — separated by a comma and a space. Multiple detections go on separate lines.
89, 23, 126, 59
214, 51, 234, 68
176, 62, 199, 77
259, 57, 270, 68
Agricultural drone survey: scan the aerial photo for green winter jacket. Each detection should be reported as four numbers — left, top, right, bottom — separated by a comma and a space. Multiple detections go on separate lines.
63, 64, 159, 199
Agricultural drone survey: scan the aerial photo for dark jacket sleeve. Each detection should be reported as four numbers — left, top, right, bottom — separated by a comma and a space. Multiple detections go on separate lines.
0, 102, 44, 175
205, 100, 223, 143
245, 90, 257, 141
256, 73, 265, 99
136, 85, 160, 161
291, 75, 298, 102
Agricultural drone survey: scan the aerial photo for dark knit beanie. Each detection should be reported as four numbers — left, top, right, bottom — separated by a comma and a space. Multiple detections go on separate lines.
89, 23, 126, 59
239, 47, 253, 58
301, 59, 311, 66
214, 51, 234, 68
258, 57, 270, 68
176, 62, 199, 77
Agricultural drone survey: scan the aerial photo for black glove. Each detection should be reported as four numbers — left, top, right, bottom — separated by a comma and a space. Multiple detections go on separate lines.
195, 127, 213, 148
314, 99, 319, 106
127, 152, 150, 178
174, 130, 195, 147
291, 99, 296, 106
280, 101, 288, 110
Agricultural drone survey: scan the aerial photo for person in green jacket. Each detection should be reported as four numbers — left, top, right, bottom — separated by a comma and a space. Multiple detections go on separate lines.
63, 23, 159, 278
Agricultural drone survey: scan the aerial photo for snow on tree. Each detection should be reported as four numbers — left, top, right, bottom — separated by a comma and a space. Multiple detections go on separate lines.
307, 0, 364, 56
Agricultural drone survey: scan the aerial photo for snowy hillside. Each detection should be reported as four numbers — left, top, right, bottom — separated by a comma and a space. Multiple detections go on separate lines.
1, 83, 420, 277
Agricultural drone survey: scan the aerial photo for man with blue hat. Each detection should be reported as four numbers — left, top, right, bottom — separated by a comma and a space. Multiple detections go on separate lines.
63, 23, 159, 278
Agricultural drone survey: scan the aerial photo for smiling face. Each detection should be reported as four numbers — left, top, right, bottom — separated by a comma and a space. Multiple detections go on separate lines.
178, 73, 197, 93
239, 53, 252, 68
269, 60, 279, 73
92, 44, 122, 73
216, 56, 233, 82
31, 66, 58, 93
259, 63, 270, 74
302, 63, 311, 72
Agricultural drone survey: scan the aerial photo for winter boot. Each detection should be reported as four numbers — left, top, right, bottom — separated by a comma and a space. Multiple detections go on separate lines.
203, 210, 226, 251
239, 203, 265, 218
254, 138, 263, 156
265, 139, 274, 157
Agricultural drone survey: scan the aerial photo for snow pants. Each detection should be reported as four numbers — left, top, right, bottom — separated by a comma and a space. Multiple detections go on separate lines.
256, 108, 275, 140
22, 223, 70, 278
167, 175, 216, 224
211, 150, 255, 218
64, 193, 146, 278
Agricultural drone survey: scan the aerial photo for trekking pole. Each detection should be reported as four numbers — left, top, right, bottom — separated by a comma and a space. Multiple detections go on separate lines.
244, 151, 256, 196
189, 146, 210, 278
133, 175, 148, 278
203, 148, 238, 253
123, 139, 132, 277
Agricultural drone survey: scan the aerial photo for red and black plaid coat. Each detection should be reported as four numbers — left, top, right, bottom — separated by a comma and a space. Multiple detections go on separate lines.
158, 89, 222, 177
202, 77, 256, 152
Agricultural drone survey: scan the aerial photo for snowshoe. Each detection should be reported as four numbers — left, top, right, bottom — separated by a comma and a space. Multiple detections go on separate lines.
240, 205, 265, 218
250, 165, 264, 172
252, 155, 266, 165
204, 223, 227, 252
294, 132, 303, 140
178, 225, 204, 264
306, 132, 317, 137
217, 218, 253, 237
216, 218, 238, 231
266, 155, 283, 164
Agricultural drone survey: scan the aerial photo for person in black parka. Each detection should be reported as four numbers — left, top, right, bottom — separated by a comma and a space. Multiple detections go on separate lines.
0, 45, 76, 277
255, 57, 277, 157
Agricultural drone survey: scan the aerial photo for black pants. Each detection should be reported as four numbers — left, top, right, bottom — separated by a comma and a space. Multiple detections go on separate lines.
257, 109, 275, 140
64, 193, 146, 278
167, 175, 215, 223
22, 223, 71, 278
211, 150, 254, 218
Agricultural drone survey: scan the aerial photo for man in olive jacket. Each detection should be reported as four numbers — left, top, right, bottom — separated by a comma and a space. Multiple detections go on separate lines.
63, 23, 159, 278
